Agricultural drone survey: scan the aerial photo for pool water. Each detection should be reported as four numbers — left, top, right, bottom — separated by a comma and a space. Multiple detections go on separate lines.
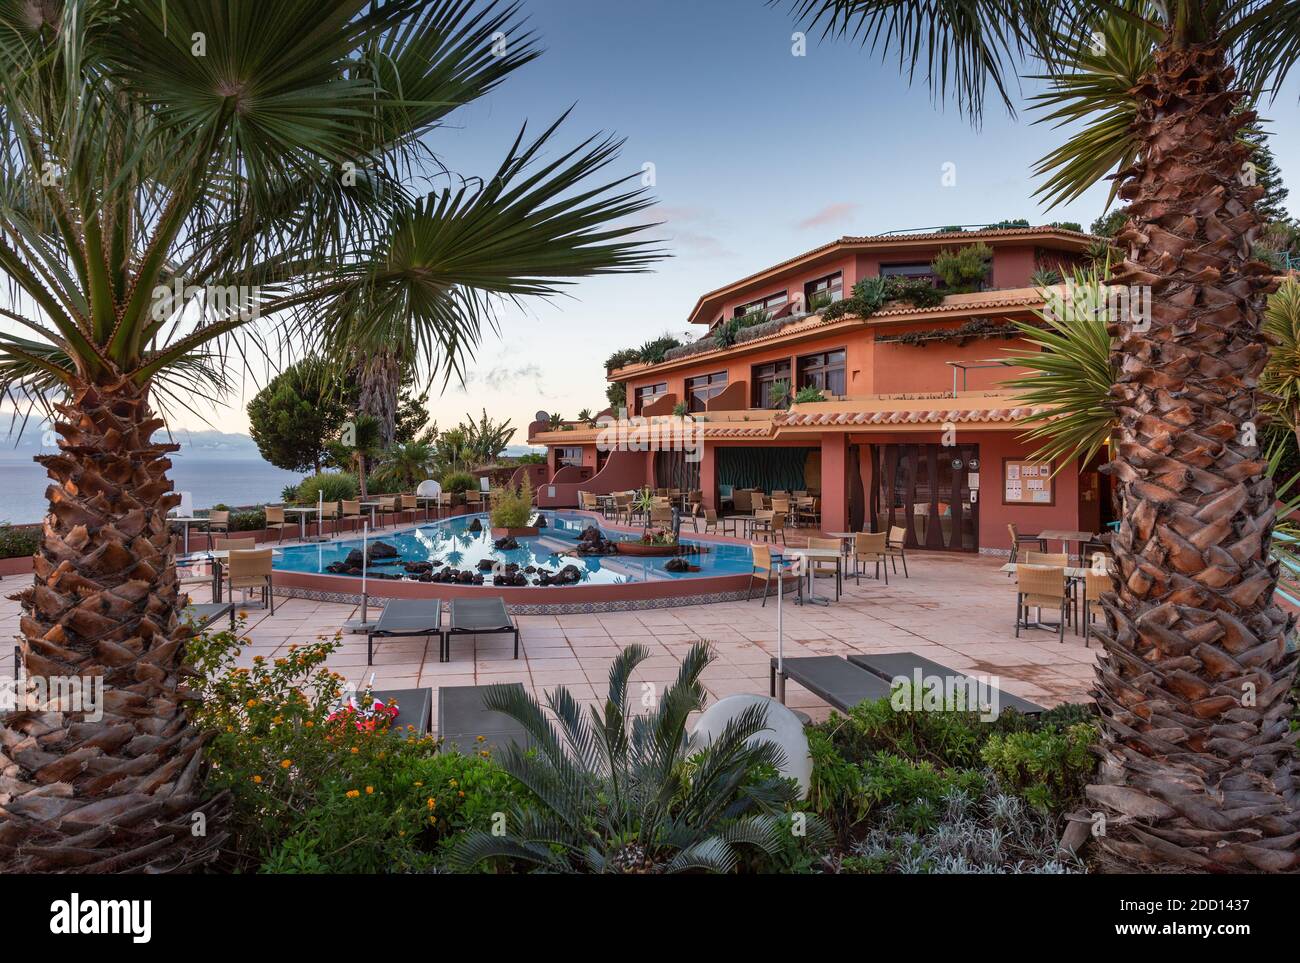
273, 511, 755, 586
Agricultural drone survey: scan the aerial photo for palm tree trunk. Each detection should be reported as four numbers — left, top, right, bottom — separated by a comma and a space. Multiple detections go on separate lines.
1092, 42, 1299, 872
0, 381, 227, 872
358, 352, 400, 449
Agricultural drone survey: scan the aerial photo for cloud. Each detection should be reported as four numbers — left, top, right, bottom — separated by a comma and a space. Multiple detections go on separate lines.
628, 205, 734, 259
480, 363, 547, 394
795, 202, 859, 230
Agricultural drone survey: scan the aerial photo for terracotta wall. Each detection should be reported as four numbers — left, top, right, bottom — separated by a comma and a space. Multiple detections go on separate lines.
535, 450, 650, 507
871, 330, 1041, 395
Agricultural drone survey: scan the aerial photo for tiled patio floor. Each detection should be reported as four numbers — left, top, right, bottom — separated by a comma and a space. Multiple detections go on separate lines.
0, 551, 1100, 730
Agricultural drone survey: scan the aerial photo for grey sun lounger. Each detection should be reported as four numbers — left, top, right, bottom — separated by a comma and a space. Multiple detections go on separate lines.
366, 598, 443, 665
769, 656, 894, 712
443, 597, 519, 663
438, 683, 531, 753
846, 652, 1045, 715
370, 687, 433, 735
181, 601, 235, 632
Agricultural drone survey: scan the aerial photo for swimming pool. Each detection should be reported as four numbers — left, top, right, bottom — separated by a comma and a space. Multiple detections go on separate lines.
273, 511, 756, 588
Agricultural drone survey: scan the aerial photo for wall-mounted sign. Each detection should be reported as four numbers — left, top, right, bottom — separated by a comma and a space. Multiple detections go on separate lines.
1002, 458, 1055, 506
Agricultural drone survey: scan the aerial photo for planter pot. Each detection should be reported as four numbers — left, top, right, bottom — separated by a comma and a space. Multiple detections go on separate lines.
491, 526, 539, 538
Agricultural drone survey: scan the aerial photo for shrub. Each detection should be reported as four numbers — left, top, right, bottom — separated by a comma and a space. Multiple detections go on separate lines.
441, 471, 477, 494
671, 401, 689, 416
637, 334, 683, 364
188, 622, 527, 873
489, 477, 534, 528
0, 523, 39, 559
840, 781, 1082, 874
281, 484, 300, 503
208, 506, 267, 531
980, 721, 1099, 812
931, 242, 992, 292
296, 471, 359, 505
793, 385, 825, 404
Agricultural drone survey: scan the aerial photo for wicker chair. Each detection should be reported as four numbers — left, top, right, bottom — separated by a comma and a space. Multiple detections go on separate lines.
852, 532, 890, 584
884, 525, 909, 578
400, 494, 419, 525
340, 499, 363, 533
1014, 564, 1068, 643
806, 536, 841, 585
207, 510, 230, 537
746, 543, 801, 606
1007, 522, 1047, 557
264, 506, 292, 543
214, 536, 256, 551
227, 548, 275, 614
1081, 569, 1115, 647
316, 501, 339, 538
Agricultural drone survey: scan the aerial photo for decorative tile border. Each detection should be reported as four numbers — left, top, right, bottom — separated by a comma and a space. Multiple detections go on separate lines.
271, 584, 754, 614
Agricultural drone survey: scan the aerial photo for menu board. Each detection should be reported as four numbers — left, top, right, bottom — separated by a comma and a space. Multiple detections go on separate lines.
1003, 459, 1054, 505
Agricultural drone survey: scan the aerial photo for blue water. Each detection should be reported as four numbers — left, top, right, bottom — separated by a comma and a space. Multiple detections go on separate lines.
273, 511, 755, 587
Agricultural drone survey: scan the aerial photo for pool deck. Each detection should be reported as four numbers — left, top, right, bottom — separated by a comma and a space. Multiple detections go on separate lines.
154, 549, 1103, 727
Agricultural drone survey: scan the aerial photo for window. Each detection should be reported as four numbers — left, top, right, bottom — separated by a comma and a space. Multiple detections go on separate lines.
751, 359, 792, 409
555, 447, 584, 468
879, 262, 935, 283
797, 348, 847, 397
686, 371, 728, 413
634, 382, 668, 415
733, 290, 788, 318
804, 272, 843, 308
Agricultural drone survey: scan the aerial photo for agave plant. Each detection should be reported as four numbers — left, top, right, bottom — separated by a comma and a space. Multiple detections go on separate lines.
447, 642, 819, 873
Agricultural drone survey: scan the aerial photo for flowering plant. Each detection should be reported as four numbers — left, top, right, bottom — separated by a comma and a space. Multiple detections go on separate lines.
327, 687, 400, 732
640, 527, 677, 546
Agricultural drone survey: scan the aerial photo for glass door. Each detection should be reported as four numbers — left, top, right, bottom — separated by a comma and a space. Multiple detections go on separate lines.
870, 444, 979, 552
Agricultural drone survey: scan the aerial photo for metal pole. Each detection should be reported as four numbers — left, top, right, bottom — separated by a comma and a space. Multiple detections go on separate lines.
360, 522, 369, 625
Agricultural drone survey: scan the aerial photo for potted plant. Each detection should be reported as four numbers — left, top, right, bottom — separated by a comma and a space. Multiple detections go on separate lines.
615, 526, 682, 556
490, 478, 538, 537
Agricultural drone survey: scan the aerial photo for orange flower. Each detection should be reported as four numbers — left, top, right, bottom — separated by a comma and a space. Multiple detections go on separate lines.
245, 699, 257, 708
427, 797, 435, 810
251, 775, 262, 784
365, 786, 374, 795
346, 789, 360, 798
280, 759, 292, 769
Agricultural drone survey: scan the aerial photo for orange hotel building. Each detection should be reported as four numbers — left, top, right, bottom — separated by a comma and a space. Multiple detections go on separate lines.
525, 225, 1113, 556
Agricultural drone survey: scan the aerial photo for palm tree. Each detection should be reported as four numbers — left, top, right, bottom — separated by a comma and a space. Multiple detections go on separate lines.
461, 408, 516, 465
375, 439, 435, 491
448, 642, 820, 873
787, 0, 1299, 871
0, 0, 661, 873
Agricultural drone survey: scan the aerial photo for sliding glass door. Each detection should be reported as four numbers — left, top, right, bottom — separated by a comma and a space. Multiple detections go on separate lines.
869, 444, 979, 552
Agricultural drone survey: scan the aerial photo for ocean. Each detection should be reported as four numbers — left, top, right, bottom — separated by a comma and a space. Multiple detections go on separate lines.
0, 455, 303, 524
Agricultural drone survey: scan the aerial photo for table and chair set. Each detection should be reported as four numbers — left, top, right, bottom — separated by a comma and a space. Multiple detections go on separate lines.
1002, 523, 1116, 644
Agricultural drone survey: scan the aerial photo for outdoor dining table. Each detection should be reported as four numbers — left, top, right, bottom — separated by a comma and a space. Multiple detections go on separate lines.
722, 513, 760, 537
415, 495, 442, 521
283, 506, 321, 541
773, 546, 842, 605
191, 547, 283, 603
360, 500, 384, 528
1035, 529, 1098, 562
168, 515, 206, 554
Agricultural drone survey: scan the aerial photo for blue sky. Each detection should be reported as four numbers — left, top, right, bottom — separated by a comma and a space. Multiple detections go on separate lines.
170, 0, 1300, 443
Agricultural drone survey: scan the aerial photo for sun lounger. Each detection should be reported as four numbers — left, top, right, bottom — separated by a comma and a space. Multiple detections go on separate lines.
443, 596, 519, 663
846, 652, 1045, 715
366, 598, 443, 665
769, 656, 893, 712
370, 687, 433, 735
437, 683, 531, 753
180, 601, 234, 632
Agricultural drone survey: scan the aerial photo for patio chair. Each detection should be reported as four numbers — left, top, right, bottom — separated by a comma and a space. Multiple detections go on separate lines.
771, 496, 792, 524
340, 499, 363, 533
263, 506, 292, 543
747, 543, 801, 606
316, 501, 339, 538
1007, 522, 1047, 557
732, 489, 752, 513
214, 536, 256, 551
884, 525, 909, 578
207, 510, 230, 537
180, 601, 235, 634
769, 655, 892, 712
852, 532, 890, 584
1014, 564, 1068, 643
1081, 569, 1115, 647
399, 494, 420, 525
650, 505, 674, 528
693, 505, 719, 534
377, 496, 398, 527
436, 491, 453, 516
444, 596, 519, 663
465, 490, 483, 509
750, 509, 775, 542
613, 493, 633, 525
806, 536, 841, 586
845, 652, 1045, 715
365, 598, 443, 666
795, 496, 820, 528
1026, 551, 1069, 567
227, 548, 275, 616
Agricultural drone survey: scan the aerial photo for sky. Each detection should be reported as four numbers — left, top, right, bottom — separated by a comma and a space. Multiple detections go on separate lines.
8, 0, 1300, 449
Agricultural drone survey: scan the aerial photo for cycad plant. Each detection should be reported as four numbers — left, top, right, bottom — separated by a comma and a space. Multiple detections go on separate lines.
0, 0, 661, 873
787, 0, 1300, 870
448, 642, 819, 873
1262, 278, 1300, 451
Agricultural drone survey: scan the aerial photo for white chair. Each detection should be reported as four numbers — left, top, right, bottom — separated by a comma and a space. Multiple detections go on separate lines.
172, 491, 194, 517
416, 479, 442, 497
